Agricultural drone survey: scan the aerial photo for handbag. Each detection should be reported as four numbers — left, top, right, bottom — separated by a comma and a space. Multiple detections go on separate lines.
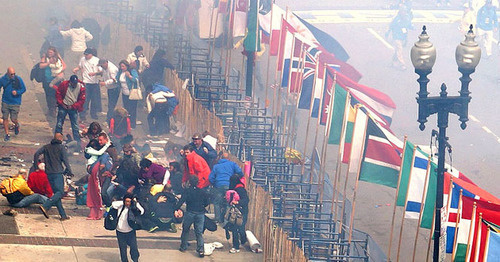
104, 206, 124, 230
129, 87, 143, 100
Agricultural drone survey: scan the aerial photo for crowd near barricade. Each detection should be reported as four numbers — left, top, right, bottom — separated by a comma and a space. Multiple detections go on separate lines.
72, 0, 387, 260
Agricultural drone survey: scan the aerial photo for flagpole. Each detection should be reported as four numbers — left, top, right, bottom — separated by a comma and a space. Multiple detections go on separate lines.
473, 213, 482, 261
264, 3, 274, 109
333, 93, 350, 226
271, 14, 284, 134
207, 2, 216, 63
347, 109, 368, 244
281, 34, 296, 146
224, 0, 236, 84
210, 3, 220, 67
387, 135, 408, 261
300, 56, 319, 182
309, 63, 327, 186
451, 188, 462, 261
412, 155, 432, 262
318, 72, 336, 204
339, 105, 358, 237
426, 206, 436, 262
397, 147, 418, 262
465, 202, 477, 261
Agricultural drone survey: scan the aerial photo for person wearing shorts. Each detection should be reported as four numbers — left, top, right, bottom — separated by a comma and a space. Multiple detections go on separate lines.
0, 67, 26, 141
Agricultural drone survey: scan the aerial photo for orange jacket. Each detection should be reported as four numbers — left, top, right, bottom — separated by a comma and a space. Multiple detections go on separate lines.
183, 152, 210, 188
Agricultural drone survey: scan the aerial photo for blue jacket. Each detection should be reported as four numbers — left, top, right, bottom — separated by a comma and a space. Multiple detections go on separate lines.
151, 83, 172, 93
116, 69, 139, 90
209, 159, 243, 188
0, 74, 26, 105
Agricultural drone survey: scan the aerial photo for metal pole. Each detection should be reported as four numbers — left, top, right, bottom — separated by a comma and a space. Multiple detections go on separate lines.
433, 109, 447, 262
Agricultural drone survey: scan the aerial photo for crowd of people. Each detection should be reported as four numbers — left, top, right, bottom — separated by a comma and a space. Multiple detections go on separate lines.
0, 16, 250, 261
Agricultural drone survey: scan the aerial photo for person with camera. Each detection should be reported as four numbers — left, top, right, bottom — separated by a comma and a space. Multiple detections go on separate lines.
111, 193, 144, 262
34, 133, 73, 221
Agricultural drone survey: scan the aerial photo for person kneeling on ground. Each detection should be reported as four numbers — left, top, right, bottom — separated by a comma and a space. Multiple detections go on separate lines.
0, 169, 48, 209
146, 184, 180, 233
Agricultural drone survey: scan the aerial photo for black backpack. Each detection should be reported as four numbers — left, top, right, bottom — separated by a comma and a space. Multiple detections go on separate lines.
30, 63, 46, 83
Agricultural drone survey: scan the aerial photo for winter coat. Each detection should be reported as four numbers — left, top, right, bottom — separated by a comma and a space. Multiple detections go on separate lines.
60, 27, 93, 52
55, 80, 86, 112
209, 159, 243, 188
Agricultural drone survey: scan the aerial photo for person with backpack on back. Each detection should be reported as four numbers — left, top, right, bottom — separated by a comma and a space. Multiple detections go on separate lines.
225, 174, 249, 254
0, 169, 48, 209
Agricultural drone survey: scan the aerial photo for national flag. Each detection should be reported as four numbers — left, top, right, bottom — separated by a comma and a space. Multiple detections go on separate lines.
327, 83, 348, 144
294, 14, 350, 62
319, 67, 335, 124
404, 148, 432, 219
335, 69, 396, 127
298, 48, 320, 109
341, 98, 357, 163
396, 140, 415, 206
347, 106, 368, 176
232, 0, 248, 37
310, 57, 325, 118
483, 220, 500, 261
258, 4, 284, 55
459, 197, 500, 262
277, 18, 295, 72
243, 0, 259, 52
358, 115, 404, 188
444, 174, 500, 254
199, 0, 224, 39
282, 36, 308, 92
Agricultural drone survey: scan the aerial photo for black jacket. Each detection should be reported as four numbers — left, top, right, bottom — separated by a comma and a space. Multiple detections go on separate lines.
175, 186, 209, 213
34, 139, 72, 175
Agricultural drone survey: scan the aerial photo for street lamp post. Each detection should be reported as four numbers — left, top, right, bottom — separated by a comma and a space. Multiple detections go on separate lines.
410, 25, 481, 262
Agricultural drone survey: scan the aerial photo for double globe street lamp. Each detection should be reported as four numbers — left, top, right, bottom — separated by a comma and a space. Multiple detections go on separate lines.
410, 25, 481, 261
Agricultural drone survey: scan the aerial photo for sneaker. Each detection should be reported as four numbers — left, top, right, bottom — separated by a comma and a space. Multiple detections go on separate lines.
60, 216, 71, 221
136, 121, 142, 125
198, 251, 205, 257
229, 248, 240, 253
178, 247, 187, 252
14, 124, 19, 135
4, 134, 10, 141
3, 209, 18, 216
148, 226, 159, 233
39, 206, 49, 219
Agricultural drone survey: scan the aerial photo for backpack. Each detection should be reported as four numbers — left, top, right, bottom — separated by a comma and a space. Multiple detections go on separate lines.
224, 204, 243, 227
30, 63, 46, 83
0, 177, 25, 205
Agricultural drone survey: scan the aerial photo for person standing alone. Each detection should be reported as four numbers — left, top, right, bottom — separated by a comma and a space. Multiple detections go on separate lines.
0, 67, 26, 141
73, 47, 100, 121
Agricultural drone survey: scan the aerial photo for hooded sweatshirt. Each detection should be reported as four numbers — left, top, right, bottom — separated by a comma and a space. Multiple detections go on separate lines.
34, 139, 72, 175
60, 27, 93, 52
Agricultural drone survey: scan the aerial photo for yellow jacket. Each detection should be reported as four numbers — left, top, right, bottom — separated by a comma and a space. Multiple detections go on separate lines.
0, 175, 34, 196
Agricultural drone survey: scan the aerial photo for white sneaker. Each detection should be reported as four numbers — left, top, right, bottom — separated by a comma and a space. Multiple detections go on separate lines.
229, 248, 240, 253
136, 121, 143, 125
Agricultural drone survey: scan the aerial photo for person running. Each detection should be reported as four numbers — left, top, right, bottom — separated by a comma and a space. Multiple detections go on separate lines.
0, 67, 26, 142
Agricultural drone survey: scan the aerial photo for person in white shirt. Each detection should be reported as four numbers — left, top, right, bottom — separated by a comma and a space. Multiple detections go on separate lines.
126, 46, 150, 75
73, 48, 101, 121
60, 20, 93, 71
97, 59, 119, 122
112, 194, 144, 262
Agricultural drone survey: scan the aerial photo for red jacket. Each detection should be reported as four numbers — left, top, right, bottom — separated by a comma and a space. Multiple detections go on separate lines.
27, 170, 53, 197
56, 80, 86, 112
183, 152, 210, 188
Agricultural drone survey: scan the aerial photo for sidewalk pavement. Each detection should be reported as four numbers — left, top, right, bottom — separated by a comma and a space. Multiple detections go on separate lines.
0, 197, 262, 262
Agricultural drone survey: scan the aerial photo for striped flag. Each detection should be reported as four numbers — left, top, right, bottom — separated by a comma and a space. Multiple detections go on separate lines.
347, 106, 368, 176
404, 148, 432, 219
297, 47, 321, 110
277, 18, 295, 72
327, 83, 349, 144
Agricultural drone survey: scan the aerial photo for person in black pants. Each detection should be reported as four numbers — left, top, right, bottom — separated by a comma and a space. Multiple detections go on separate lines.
112, 193, 144, 262
175, 175, 209, 257
227, 174, 249, 253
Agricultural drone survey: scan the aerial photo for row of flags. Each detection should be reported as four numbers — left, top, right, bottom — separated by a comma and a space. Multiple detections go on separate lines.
198, 1, 500, 260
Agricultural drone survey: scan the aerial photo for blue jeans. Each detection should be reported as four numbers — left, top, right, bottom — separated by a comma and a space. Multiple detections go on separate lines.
55, 106, 81, 145
12, 193, 48, 208
107, 87, 120, 122
180, 211, 205, 252
43, 173, 67, 218
122, 95, 138, 128
81, 83, 101, 119
213, 186, 228, 223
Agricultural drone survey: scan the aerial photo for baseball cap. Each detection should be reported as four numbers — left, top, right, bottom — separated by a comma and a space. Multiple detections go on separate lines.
69, 75, 79, 84
192, 133, 202, 140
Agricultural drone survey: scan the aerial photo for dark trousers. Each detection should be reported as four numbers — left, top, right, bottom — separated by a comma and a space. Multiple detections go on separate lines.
43, 173, 67, 218
180, 211, 205, 252
122, 95, 138, 128
101, 176, 112, 207
231, 215, 248, 249
42, 82, 57, 116
213, 186, 228, 223
107, 87, 120, 122
116, 230, 139, 262
147, 103, 170, 135
81, 83, 101, 119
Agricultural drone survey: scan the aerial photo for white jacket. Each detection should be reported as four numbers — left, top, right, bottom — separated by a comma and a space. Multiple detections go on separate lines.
126, 52, 149, 74
60, 27, 93, 52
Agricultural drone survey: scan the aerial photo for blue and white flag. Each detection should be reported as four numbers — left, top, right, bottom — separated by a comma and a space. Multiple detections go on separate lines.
404, 147, 430, 219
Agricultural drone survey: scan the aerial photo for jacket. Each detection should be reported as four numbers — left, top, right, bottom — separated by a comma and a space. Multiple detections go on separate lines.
116, 69, 139, 91
60, 27, 93, 52
0, 74, 26, 105
183, 152, 211, 189
126, 52, 150, 74
55, 80, 86, 112
27, 170, 53, 198
175, 186, 209, 213
209, 159, 243, 188
151, 192, 177, 218
0, 175, 34, 205
34, 139, 72, 175
188, 141, 217, 167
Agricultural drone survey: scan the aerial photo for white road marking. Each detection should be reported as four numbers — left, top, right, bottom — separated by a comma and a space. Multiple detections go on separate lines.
367, 28, 394, 50
469, 114, 500, 144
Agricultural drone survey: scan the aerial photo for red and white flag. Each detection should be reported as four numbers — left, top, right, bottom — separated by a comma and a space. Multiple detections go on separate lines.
232, 0, 248, 37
